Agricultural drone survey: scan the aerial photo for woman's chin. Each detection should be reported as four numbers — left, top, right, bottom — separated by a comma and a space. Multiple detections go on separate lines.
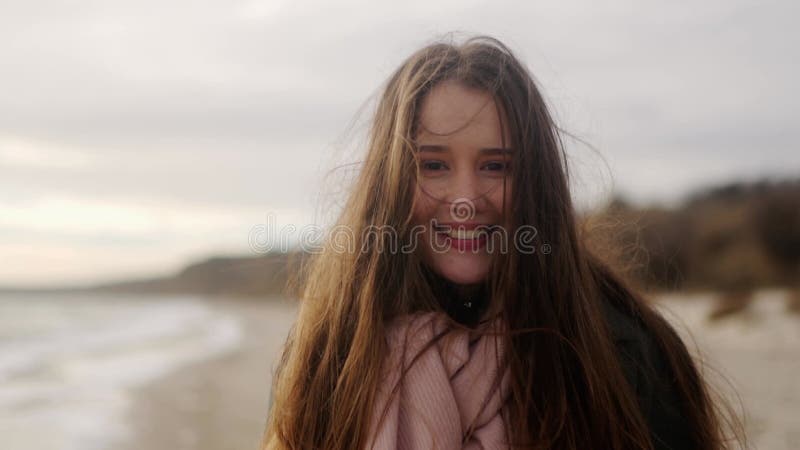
433, 261, 489, 285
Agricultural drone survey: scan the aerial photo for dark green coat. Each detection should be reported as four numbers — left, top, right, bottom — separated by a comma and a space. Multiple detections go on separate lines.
602, 299, 695, 450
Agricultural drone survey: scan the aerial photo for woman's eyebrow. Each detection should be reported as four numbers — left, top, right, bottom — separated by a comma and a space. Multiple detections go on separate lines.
480, 147, 514, 155
415, 144, 513, 155
414, 144, 448, 153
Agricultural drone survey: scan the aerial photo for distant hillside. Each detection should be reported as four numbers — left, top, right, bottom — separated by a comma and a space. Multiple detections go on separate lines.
85, 251, 304, 298
586, 177, 800, 293
0, 251, 304, 299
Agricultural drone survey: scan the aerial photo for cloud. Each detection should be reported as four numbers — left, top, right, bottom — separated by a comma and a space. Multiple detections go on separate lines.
1, 0, 797, 284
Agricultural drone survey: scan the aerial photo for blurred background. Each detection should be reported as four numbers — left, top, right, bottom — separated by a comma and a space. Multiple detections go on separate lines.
1, 1, 798, 449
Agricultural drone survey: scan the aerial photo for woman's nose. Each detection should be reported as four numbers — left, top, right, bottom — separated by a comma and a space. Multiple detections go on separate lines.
448, 168, 482, 202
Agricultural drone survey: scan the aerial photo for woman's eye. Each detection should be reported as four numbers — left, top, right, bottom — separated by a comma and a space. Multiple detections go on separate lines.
421, 160, 447, 171
482, 161, 511, 172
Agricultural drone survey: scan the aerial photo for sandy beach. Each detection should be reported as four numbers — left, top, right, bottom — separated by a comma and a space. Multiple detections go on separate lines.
112, 290, 800, 450
117, 297, 298, 450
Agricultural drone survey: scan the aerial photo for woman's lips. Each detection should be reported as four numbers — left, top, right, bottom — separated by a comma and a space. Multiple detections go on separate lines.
432, 222, 496, 251
441, 233, 488, 251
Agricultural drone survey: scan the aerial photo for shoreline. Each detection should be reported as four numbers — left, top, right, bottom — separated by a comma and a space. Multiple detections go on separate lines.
118, 297, 297, 450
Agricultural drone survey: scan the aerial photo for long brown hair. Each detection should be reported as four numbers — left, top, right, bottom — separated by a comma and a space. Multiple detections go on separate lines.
262, 33, 745, 450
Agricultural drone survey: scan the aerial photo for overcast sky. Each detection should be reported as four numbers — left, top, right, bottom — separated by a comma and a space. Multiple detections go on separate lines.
1, 0, 797, 287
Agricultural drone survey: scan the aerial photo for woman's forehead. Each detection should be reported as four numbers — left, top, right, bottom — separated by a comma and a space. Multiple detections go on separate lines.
415, 80, 510, 146
417, 81, 499, 135
415, 80, 510, 144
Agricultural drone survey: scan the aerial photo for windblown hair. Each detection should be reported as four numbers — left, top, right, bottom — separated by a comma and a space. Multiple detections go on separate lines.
261, 34, 745, 450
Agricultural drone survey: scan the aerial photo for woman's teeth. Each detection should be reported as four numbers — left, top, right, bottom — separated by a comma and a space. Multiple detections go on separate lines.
434, 226, 495, 239
445, 229, 480, 239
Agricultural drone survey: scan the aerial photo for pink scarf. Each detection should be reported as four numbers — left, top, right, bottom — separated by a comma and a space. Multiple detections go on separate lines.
367, 311, 512, 449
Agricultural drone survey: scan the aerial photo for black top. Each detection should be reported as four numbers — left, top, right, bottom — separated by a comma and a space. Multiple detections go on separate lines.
422, 264, 490, 328
601, 299, 695, 450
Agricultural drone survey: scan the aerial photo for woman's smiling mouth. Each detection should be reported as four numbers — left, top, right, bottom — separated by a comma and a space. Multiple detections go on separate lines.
431, 221, 497, 251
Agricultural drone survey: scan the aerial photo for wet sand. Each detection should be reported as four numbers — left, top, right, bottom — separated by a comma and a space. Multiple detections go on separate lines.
118, 297, 297, 450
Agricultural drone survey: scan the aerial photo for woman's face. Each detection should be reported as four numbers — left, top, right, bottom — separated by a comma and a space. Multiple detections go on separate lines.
412, 80, 513, 285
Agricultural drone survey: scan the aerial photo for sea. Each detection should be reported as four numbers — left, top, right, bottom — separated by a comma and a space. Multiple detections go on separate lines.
0, 293, 243, 450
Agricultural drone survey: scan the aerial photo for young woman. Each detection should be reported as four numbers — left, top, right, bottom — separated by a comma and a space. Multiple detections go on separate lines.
262, 34, 744, 450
